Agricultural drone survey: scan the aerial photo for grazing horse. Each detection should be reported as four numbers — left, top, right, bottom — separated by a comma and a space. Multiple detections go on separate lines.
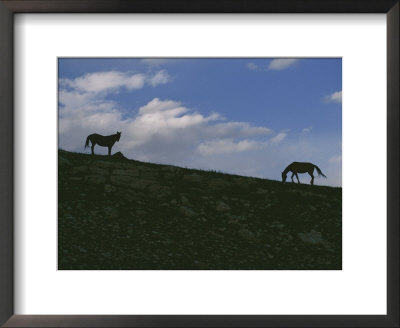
84, 132, 121, 156
281, 162, 326, 185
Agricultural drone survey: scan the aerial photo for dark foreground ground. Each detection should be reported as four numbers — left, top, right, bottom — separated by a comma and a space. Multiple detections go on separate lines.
58, 150, 342, 270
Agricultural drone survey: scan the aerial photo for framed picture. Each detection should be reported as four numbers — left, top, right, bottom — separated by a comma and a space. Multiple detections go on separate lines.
57, 56, 343, 271
1, 0, 398, 327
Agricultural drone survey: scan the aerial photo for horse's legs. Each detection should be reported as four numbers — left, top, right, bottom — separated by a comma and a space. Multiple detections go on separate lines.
108, 146, 112, 156
91, 143, 95, 155
295, 173, 300, 184
309, 172, 314, 185
291, 173, 295, 183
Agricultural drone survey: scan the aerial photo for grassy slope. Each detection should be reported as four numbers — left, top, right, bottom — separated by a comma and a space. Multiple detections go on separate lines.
58, 149, 342, 270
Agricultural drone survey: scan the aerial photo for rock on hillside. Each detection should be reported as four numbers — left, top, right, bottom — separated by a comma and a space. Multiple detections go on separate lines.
58, 149, 342, 270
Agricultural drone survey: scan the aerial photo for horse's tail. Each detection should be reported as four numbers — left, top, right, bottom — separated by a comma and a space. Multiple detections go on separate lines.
84, 135, 90, 149
314, 165, 327, 178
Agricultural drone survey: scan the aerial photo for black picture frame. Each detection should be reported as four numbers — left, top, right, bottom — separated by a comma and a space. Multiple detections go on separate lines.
0, 0, 398, 327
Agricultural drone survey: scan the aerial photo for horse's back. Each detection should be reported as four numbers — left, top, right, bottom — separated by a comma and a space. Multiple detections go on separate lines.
289, 161, 301, 168
290, 161, 315, 172
88, 133, 105, 145
291, 161, 313, 166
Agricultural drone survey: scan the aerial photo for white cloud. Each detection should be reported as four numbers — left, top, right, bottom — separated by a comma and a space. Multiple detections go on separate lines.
59, 94, 124, 137
268, 59, 299, 70
324, 91, 342, 104
59, 83, 274, 164
59, 89, 94, 109
329, 154, 342, 163
269, 132, 287, 144
60, 70, 171, 95
247, 62, 259, 70
197, 139, 262, 156
60, 71, 145, 93
205, 122, 272, 139
122, 99, 273, 155
124, 98, 213, 148
247, 59, 299, 72
148, 70, 171, 87
302, 126, 312, 134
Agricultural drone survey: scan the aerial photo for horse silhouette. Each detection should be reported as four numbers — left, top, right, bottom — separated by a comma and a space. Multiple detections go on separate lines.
282, 162, 326, 185
84, 132, 121, 155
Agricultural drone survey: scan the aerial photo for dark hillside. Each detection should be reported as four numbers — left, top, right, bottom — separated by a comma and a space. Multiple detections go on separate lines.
58, 149, 342, 270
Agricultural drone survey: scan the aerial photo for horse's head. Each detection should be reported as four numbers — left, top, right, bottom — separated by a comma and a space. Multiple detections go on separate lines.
281, 171, 287, 183
116, 131, 121, 141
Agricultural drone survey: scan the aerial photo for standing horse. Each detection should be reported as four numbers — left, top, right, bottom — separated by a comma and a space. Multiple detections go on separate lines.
84, 132, 121, 156
281, 162, 326, 185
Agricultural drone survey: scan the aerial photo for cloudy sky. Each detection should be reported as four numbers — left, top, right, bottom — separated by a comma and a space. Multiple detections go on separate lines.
58, 58, 342, 186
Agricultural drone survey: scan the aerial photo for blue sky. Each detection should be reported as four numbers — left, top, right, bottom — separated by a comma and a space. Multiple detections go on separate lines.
58, 58, 342, 186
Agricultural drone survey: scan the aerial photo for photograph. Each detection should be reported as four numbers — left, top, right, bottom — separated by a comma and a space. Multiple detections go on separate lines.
58, 58, 342, 270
